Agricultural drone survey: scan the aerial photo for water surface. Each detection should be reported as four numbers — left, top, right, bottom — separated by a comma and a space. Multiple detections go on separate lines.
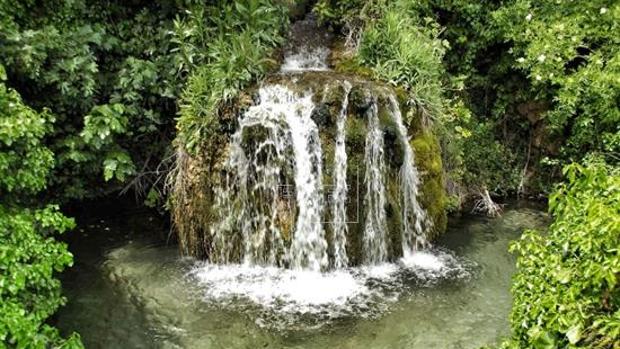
57, 201, 547, 349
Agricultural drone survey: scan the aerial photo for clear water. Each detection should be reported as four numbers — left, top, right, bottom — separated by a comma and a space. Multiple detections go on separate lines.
57, 201, 548, 349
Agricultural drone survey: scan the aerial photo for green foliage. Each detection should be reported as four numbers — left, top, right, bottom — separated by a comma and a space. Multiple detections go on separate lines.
175, 0, 289, 153
0, 78, 54, 194
0, 0, 187, 200
0, 68, 82, 348
356, 2, 447, 121
494, 0, 620, 161
316, 0, 619, 196
501, 162, 619, 349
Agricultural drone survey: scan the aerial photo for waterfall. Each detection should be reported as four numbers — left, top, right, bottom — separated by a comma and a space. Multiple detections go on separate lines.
212, 85, 328, 271
287, 89, 328, 271
280, 47, 330, 72
212, 86, 294, 266
210, 83, 432, 270
331, 81, 352, 269
387, 94, 432, 257
362, 100, 389, 264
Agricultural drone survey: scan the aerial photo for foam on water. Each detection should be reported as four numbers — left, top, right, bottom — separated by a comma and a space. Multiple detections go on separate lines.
280, 47, 330, 72
401, 251, 443, 271
189, 249, 473, 328
400, 248, 473, 284
191, 265, 367, 312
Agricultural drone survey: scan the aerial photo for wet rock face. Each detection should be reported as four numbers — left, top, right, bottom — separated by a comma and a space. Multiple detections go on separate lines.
284, 12, 333, 54
349, 85, 374, 114
175, 71, 447, 265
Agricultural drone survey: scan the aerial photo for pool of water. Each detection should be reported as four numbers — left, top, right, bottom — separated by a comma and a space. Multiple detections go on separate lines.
57, 201, 548, 349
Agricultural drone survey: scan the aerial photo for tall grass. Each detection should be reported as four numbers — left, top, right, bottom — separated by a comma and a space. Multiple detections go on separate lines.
357, 4, 446, 122
173, 0, 288, 153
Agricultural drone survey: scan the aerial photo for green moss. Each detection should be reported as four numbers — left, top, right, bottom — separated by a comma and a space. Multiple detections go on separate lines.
385, 173, 404, 259
334, 57, 374, 78
411, 131, 448, 238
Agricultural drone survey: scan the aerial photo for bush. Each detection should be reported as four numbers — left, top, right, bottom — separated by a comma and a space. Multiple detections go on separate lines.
356, 2, 446, 121
500, 162, 619, 348
175, 0, 289, 153
0, 66, 82, 348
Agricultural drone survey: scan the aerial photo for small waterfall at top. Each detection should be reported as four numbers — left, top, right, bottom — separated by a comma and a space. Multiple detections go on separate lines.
387, 95, 432, 257
280, 47, 330, 72
331, 81, 352, 269
362, 100, 389, 264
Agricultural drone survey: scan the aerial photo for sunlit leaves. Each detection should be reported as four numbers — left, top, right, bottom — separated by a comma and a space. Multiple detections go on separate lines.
503, 162, 620, 348
81, 104, 127, 150
0, 77, 54, 194
103, 150, 135, 182
0, 68, 82, 347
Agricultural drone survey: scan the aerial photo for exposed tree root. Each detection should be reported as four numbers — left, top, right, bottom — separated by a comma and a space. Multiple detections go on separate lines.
472, 187, 503, 217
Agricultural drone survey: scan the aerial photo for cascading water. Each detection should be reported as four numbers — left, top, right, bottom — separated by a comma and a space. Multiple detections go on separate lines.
280, 47, 330, 72
362, 100, 389, 264
212, 86, 293, 266
287, 89, 328, 271
387, 95, 432, 257
331, 81, 352, 269
212, 85, 328, 271
167, 15, 463, 332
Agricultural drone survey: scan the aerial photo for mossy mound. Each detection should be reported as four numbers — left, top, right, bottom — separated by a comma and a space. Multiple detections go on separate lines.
171, 71, 448, 263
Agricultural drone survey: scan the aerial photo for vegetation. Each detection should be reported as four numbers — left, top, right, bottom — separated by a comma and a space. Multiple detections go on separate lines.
316, 0, 619, 203
0, 0, 618, 346
0, 66, 82, 347
499, 162, 619, 349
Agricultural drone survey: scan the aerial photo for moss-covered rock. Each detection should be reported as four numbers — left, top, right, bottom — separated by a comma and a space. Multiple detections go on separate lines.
172, 71, 448, 263
411, 131, 448, 238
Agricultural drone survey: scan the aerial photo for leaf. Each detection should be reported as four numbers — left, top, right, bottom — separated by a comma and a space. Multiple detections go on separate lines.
566, 325, 581, 344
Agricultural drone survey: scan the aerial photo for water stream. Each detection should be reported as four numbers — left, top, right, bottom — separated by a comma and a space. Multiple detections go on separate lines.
387, 94, 431, 256
331, 81, 352, 269
362, 100, 389, 264
57, 201, 548, 349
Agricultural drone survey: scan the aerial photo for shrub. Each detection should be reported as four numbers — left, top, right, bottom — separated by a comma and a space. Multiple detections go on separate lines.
500, 162, 619, 348
0, 66, 82, 348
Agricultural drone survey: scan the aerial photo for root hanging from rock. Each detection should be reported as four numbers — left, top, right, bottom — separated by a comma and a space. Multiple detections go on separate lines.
472, 188, 503, 217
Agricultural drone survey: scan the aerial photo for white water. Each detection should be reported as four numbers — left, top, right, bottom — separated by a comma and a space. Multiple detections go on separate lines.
387, 94, 432, 256
213, 84, 432, 272
189, 248, 471, 326
362, 101, 389, 264
213, 85, 327, 270
212, 87, 292, 265
287, 89, 328, 271
280, 47, 330, 72
331, 81, 352, 269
